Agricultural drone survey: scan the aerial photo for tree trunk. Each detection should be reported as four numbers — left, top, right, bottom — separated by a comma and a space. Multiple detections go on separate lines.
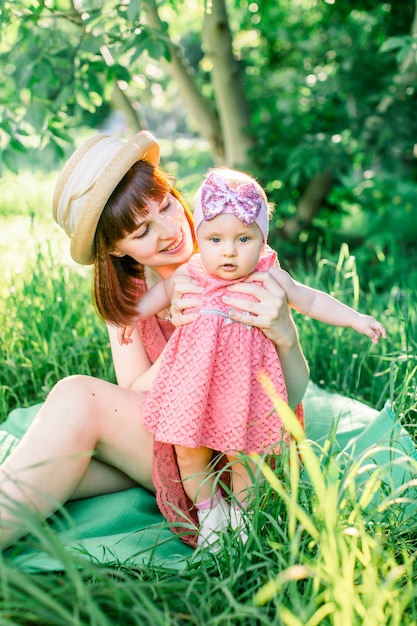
202, 0, 255, 169
281, 169, 335, 239
109, 82, 147, 132
143, 0, 225, 162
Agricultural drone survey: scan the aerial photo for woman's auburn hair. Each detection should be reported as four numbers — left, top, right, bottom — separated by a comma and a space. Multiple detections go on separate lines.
93, 161, 197, 326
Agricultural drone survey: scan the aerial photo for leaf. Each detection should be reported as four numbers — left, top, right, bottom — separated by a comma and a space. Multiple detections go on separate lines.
253, 565, 312, 606
127, 0, 142, 23
1, 148, 21, 173
25, 102, 48, 131
254, 456, 319, 541
108, 64, 132, 84
379, 36, 409, 54
75, 89, 96, 113
48, 126, 73, 143
9, 137, 28, 153
147, 38, 166, 61
130, 31, 151, 64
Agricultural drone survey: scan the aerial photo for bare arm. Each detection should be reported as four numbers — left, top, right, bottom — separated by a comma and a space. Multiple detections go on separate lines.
136, 277, 174, 319
117, 265, 198, 346
115, 279, 174, 347
269, 267, 386, 344
130, 350, 166, 393
108, 322, 153, 388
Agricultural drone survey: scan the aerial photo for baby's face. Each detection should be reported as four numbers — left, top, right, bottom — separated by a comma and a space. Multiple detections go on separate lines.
197, 213, 264, 280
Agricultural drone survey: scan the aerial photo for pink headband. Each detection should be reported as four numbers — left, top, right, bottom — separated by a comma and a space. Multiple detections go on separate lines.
193, 171, 269, 240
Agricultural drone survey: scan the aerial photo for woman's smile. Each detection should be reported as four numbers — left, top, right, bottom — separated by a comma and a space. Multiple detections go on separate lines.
162, 229, 184, 253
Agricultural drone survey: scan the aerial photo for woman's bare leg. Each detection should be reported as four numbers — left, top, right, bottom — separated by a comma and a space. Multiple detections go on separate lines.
0, 374, 155, 548
70, 458, 138, 500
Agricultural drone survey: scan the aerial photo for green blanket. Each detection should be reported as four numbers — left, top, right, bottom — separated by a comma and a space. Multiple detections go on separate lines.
1, 382, 416, 572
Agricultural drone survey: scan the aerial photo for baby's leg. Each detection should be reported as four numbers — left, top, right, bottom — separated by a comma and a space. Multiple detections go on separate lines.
175, 444, 229, 547
175, 444, 214, 504
227, 454, 256, 543
227, 454, 256, 501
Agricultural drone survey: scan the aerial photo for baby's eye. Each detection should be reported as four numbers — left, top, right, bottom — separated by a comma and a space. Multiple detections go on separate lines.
239, 236, 249, 243
210, 237, 221, 243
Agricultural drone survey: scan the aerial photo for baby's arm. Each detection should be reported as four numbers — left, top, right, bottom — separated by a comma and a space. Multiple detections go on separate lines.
139, 278, 174, 318
118, 266, 191, 345
269, 267, 386, 344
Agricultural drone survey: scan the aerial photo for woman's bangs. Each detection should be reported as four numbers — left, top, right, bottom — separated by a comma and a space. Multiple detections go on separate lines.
101, 163, 171, 244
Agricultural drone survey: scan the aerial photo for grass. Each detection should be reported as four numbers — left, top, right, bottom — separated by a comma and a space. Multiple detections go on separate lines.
0, 168, 417, 624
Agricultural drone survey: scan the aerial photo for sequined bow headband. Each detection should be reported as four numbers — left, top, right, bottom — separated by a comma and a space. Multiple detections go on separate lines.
193, 170, 269, 240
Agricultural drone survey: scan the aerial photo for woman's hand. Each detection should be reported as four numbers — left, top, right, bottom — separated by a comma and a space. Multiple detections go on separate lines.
222, 270, 297, 347
169, 273, 204, 327
222, 269, 310, 408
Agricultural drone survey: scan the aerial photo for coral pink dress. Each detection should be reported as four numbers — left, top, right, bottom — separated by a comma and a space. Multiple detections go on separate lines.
142, 246, 289, 455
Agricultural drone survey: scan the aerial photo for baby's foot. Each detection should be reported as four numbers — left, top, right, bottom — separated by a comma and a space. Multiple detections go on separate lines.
196, 495, 230, 549
230, 500, 252, 544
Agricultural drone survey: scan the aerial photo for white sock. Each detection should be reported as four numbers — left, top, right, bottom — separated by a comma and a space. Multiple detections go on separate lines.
230, 500, 251, 544
196, 491, 229, 548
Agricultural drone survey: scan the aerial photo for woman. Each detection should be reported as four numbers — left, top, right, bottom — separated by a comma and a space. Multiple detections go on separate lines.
0, 131, 309, 549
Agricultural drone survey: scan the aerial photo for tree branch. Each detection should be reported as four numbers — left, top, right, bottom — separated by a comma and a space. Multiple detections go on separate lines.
143, 0, 224, 161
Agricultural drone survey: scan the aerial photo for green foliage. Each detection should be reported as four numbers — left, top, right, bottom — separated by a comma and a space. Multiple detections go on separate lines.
327, 173, 417, 289
0, 247, 114, 416
249, 401, 417, 624
1, 0, 416, 286
249, 1, 417, 244
0, 0, 181, 171
1, 426, 417, 623
380, 34, 417, 65
0, 205, 114, 416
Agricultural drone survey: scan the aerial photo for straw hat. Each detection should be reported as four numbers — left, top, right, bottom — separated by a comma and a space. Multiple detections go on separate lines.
52, 130, 160, 265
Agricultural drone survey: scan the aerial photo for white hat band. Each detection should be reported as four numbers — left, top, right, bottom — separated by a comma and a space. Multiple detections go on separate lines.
56, 137, 125, 238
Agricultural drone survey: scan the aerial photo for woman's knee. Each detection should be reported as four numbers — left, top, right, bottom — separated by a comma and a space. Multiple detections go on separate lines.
45, 375, 101, 424
49, 374, 90, 398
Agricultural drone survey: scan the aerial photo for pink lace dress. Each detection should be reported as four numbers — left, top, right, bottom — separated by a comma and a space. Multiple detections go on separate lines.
143, 247, 289, 454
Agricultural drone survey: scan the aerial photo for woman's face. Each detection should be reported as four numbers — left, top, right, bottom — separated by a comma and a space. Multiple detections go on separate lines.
112, 193, 194, 277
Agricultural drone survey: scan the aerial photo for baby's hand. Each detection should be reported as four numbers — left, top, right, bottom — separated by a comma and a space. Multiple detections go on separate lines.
117, 324, 136, 346
352, 314, 386, 344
